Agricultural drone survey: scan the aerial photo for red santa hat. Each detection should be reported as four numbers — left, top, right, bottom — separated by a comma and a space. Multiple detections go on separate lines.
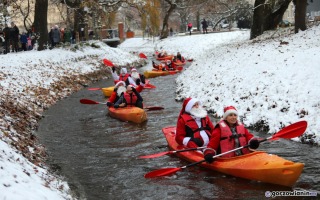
115, 81, 126, 88
223, 106, 238, 119
178, 98, 200, 120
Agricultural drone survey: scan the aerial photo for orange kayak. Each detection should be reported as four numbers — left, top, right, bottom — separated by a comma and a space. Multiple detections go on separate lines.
163, 126, 304, 187
108, 107, 147, 123
101, 86, 114, 97
144, 69, 181, 78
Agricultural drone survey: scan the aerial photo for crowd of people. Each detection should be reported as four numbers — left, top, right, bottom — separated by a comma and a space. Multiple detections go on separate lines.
0, 22, 77, 54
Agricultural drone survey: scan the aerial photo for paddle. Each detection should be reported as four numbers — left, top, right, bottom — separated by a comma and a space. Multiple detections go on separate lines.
139, 53, 147, 59
80, 99, 164, 111
102, 58, 115, 67
139, 147, 206, 159
144, 120, 307, 178
87, 88, 102, 91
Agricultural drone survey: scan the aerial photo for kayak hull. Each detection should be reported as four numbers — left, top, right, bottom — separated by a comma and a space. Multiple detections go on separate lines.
108, 107, 147, 123
144, 70, 180, 78
162, 126, 304, 187
102, 86, 114, 97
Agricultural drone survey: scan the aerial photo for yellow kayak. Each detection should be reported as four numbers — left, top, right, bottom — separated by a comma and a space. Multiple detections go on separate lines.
101, 86, 114, 97
108, 107, 147, 123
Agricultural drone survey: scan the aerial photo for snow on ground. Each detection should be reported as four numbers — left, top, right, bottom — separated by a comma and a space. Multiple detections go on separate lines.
1, 25, 319, 199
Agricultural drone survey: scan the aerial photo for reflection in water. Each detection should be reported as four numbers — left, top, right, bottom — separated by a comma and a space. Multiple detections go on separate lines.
36, 64, 319, 199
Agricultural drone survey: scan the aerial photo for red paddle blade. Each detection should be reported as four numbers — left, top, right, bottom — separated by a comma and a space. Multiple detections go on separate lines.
187, 59, 193, 62
177, 66, 183, 71
144, 84, 156, 89
139, 53, 147, 59
80, 99, 99, 104
144, 106, 164, 111
271, 121, 307, 140
145, 168, 181, 178
88, 88, 102, 91
103, 59, 114, 67
139, 151, 170, 159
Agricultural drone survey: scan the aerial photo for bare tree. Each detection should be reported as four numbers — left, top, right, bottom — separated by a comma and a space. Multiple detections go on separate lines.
34, 0, 49, 50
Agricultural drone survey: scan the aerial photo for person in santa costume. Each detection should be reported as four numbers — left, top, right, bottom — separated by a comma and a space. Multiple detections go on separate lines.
203, 106, 260, 163
110, 67, 136, 86
175, 98, 215, 149
114, 85, 143, 109
130, 68, 146, 87
106, 81, 127, 107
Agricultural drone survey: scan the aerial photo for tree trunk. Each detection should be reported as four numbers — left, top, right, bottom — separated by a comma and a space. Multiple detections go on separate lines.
294, 0, 307, 33
250, 0, 267, 39
160, 3, 176, 39
34, 0, 48, 51
250, 0, 292, 39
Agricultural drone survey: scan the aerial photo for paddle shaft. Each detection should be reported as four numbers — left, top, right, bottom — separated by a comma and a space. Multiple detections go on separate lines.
181, 134, 293, 169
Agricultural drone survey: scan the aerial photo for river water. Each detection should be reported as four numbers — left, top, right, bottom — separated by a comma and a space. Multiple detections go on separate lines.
36, 64, 319, 200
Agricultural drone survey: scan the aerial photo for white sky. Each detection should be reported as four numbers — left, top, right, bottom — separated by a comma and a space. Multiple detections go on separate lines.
1, 25, 319, 198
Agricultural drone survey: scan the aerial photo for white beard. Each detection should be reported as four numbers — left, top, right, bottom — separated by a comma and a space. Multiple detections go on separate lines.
189, 106, 207, 118
117, 86, 126, 96
131, 72, 140, 80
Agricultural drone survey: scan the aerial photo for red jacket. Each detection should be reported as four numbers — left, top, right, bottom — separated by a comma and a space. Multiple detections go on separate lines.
206, 120, 253, 158
175, 113, 214, 147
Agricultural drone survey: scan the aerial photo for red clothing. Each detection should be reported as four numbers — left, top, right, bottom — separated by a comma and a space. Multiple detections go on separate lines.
206, 120, 253, 158
175, 113, 215, 147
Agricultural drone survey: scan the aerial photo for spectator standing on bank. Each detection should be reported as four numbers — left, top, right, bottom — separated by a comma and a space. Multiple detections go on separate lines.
20, 32, 28, 51
201, 19, 208, 34
10, 22, 19, 52
52, 25, 60, 47
3, 24, 10, 53
187, 22, 192, 35
64, 28, 72, 43
27, 37, 32, 50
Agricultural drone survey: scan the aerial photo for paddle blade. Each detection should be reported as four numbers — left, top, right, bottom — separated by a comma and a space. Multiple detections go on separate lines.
177, 66, 183, 71
272, 121, 307, 140
139, 53, 147, 59
80, 99, 99, 104
139, 151, 170, 159
144, 84, 156, 89
144, 106, 164, 111
103, 59, 114, 67
88, 88, 102, 91
145, 168, 181, 178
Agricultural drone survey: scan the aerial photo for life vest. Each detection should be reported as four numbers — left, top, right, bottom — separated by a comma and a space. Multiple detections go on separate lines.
123, 92, 138, 106
181, 113, 212, 146
218, 121, 251, 158
119, 74, 130, 82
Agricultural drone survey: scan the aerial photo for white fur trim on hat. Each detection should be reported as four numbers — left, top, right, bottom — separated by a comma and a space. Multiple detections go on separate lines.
120, 68, 127, 74
185, 98, 200, 113
131, 68, 137, 72
115, 81, 125, 87
223, 108, 238, 119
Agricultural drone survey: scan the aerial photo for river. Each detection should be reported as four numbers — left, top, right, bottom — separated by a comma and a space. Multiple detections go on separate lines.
36, 63, 319, 200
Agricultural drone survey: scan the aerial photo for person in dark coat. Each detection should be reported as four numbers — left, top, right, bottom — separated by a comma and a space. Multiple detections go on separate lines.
3, 24, 11, 53
20, 32, 28, 51
10, 22, 19, 52
201, 19, 208, 34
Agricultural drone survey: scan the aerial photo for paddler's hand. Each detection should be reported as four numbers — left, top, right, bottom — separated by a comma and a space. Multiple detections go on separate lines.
249, 138, 260, 149
204, 153, 215, 163
119, 103, 126, 108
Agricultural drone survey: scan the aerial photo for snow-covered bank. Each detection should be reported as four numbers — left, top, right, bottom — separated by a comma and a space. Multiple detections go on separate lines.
0, 42, 141, 199
119, 27, 320, 145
